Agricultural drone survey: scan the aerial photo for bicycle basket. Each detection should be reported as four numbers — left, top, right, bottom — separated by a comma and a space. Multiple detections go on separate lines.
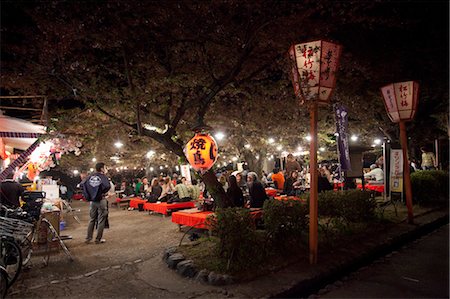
0, 216, 34, 241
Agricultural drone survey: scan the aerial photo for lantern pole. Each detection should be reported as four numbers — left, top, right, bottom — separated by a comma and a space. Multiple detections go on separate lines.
399, 120, 414, 224
309, 102, 319, 264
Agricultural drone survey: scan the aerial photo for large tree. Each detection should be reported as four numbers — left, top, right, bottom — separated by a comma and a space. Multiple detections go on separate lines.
2, 1, 448, 205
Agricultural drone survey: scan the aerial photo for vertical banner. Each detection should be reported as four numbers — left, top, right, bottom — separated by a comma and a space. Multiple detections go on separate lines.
180, 164, 192, 184
390, 149, 403, 193
334, 104, 351, 171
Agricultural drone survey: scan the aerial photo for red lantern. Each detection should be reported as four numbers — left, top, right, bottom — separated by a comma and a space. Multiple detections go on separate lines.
380, 81, 419, 123
288, 40, 342, 105
0, 138, 6, 160
185, 133, 218, 172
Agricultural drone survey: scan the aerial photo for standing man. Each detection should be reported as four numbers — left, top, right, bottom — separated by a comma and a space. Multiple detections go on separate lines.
81, 162, 111, 244
285, 153, 302, 176
420, 146, 437, 170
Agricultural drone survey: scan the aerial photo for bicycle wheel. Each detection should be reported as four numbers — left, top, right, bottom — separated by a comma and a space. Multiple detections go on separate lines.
0, 267, 7, 299
42, 219, 73, 266
0, 238, 22, 288
20, 236, 33, 267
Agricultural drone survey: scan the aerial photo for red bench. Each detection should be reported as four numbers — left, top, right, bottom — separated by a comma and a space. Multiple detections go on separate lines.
172, 209, 263, 230
143, 201, 196, 215
129, 197, 147, 209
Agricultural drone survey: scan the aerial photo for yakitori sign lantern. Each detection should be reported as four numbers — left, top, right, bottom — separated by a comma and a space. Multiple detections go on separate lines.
185, 133, 218, 173
288, 40, 342, 265
381, 81, 419, 224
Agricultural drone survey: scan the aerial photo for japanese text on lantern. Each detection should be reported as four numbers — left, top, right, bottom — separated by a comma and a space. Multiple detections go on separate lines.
190, 138, 206, 165
399, 84, 408, 107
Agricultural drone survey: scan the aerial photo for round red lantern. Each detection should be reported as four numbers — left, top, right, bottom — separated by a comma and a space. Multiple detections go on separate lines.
185, 133, 218, 172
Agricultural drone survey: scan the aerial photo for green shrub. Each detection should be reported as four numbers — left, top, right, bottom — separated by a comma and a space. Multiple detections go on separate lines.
315, 190, 376, 243
208, 208, 263, 271
318, 190, 377, 223
411, 170, 449, 204
263, 199, 308, 246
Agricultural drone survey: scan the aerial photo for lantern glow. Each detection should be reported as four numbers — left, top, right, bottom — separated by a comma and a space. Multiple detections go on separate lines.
185, 133, 218, 172
380, 81, 419, 123
288, 40, 342, 105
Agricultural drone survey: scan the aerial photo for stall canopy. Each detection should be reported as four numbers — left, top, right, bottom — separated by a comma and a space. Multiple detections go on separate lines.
0, 114, 46, 151
0, 113, 46, 181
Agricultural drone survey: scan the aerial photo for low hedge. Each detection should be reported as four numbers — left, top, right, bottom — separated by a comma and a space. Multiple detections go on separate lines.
318, 189, 377, 223
263, 199, 308, 247
411, 170, 449, 204
208, 208, 263, 272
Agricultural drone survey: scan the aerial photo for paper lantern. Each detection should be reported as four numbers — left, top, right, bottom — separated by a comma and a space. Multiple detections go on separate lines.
288, 40, 342, 105
380, 81, 419, 123
185, 133, 218, 172
0, 138, 6, 160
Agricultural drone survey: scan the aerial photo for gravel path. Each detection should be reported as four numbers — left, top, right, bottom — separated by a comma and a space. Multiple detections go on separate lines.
8, 200, 233, 298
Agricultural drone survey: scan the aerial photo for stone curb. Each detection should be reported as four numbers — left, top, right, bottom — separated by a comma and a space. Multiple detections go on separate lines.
163, 247, 235, 285
271, 212, 449, 298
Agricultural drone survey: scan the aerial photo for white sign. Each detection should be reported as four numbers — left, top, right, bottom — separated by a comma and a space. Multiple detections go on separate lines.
390, 149, 403, 193
180, 164, 192, 184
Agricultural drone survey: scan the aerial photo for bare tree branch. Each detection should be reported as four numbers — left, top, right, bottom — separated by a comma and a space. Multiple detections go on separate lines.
96, 105, 136, 129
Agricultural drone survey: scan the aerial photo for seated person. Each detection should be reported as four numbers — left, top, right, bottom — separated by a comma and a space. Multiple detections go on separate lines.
364, 164, 384, 183
283, 171, 299, 196
120, 181, 134, 196
147, 178, 162, 202
188, 179, 201, 201
247, 172, 268, 208
0, 172, 24, 209
227, 175, 245, 207
318, 168, 333, 193
174, 177, 192, 202
271, 168, 285, 191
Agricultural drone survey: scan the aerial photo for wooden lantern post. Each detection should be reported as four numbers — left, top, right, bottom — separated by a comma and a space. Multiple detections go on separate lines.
288, 41, 342, 264
381, 81, 419, 224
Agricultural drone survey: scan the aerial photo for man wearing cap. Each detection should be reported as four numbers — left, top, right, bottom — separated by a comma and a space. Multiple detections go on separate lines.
364, 164, 384, 182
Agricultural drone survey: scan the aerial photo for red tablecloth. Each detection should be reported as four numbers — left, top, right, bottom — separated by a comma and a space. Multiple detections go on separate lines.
265, 188, 278, 197
357, 184, 385, 193
172, 211, 213, 229
144, 201, 196, 215
333, 182, 345, 190
172, 209, 263, 229
274, 196, 306, 202
129, 197, 147, 208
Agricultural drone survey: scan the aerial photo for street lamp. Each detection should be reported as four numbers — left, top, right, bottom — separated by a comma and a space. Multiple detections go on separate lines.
289, 40, 342, 264
114, 141, 123, 149
214, 132, 225, 141
381, 81, 419, 224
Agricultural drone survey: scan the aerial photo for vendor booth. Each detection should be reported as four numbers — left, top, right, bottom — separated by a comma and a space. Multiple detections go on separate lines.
0, 113, 79, 260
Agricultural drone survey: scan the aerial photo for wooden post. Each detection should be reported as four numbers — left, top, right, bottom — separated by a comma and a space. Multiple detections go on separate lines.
309, 102, 319, 264
399, 121, 414, 224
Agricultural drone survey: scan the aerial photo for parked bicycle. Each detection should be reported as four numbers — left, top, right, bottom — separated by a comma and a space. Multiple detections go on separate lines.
0, 203, 73, 293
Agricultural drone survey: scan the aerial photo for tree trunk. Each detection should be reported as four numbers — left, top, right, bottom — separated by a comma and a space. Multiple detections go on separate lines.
202, 169, 234, 208
242, 148, 266, 178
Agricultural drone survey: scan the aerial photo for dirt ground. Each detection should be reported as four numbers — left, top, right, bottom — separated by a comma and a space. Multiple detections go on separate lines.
8, 200, 231, 299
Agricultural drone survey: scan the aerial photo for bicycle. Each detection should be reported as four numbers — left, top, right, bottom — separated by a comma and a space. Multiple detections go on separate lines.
0, 214, 32, 289
0, 204, 73, 289
1, 262, 8, 299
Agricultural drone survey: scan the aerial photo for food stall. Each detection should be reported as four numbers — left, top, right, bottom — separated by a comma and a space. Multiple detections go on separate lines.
0, 114, 81, 242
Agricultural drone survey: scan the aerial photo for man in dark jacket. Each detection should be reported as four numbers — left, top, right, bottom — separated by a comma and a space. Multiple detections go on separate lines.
81, 162, 111, 244
0, 172, 24, 208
